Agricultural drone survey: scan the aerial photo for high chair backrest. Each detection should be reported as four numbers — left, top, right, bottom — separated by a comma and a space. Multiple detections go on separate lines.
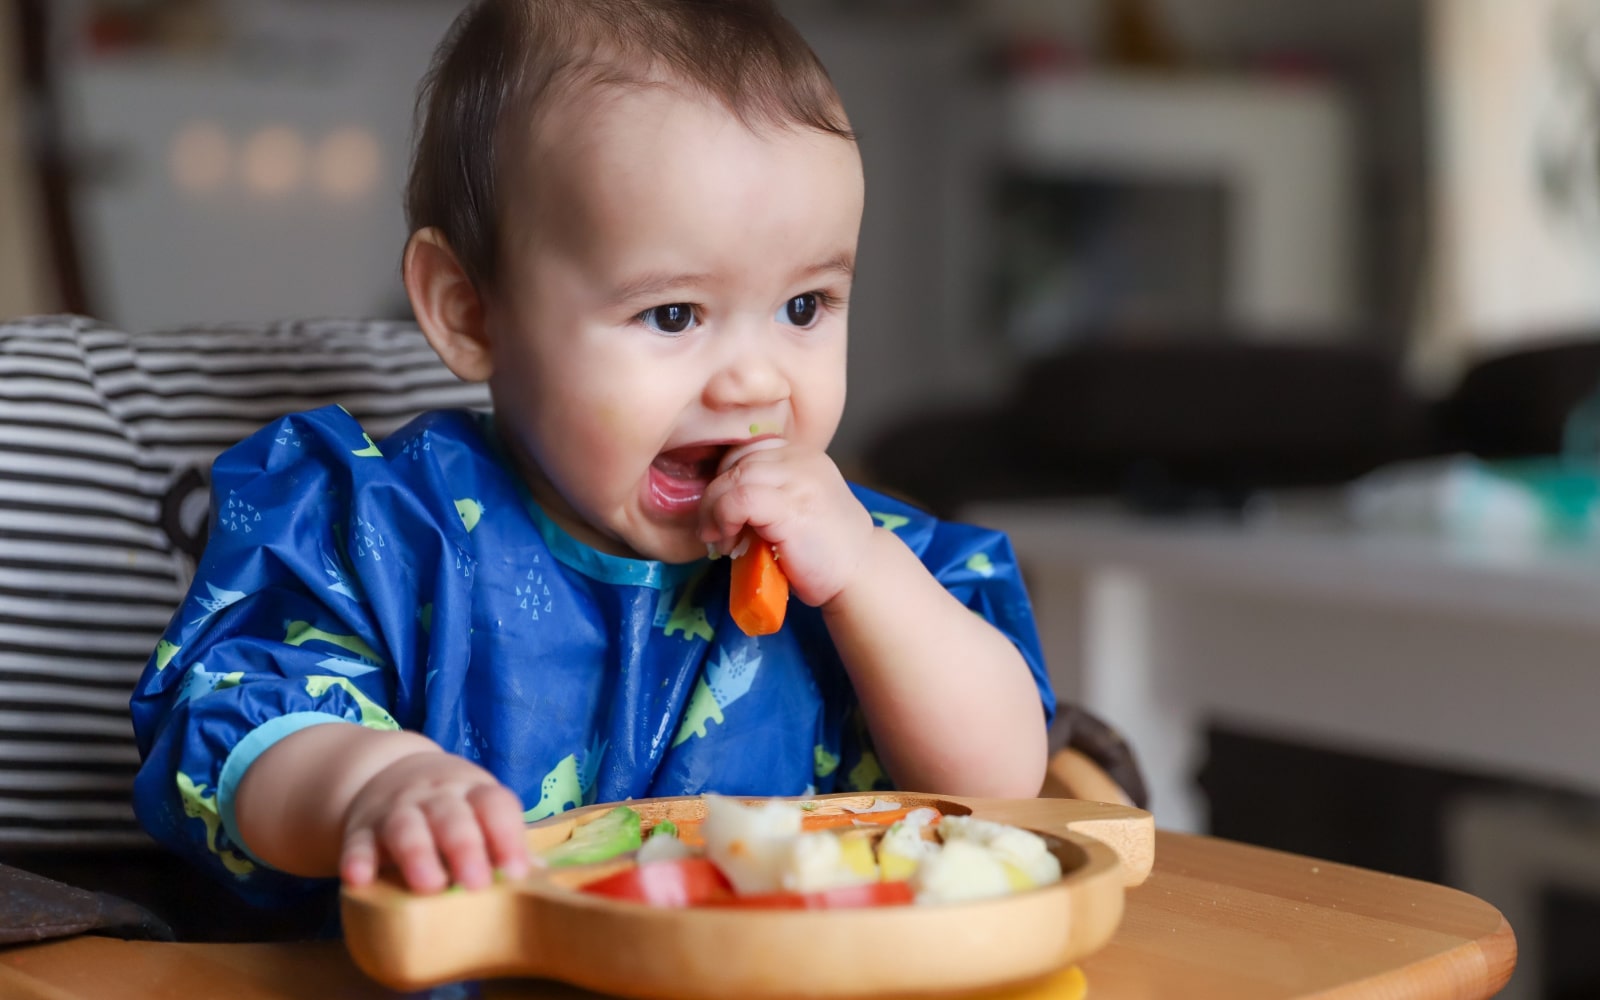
0, 316, 488, 852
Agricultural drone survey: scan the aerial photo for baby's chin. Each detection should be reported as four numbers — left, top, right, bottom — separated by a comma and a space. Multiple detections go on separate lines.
629, 528, 715, 566
585, 511, 709, 564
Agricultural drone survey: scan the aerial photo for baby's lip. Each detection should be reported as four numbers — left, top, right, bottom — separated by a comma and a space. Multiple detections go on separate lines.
654, 434, 783, 476
644, 435, 783, 518
651, 444, 729, 483
646, 442, 729, 517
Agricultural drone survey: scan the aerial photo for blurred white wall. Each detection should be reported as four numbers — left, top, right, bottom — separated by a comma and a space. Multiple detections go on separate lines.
59, 0, 463, 329
50, 0, 1420, 455
1417, 0, 1600, 384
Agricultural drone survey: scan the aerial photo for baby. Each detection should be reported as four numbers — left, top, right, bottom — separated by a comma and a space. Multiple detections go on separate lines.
130, 0, 1052, 909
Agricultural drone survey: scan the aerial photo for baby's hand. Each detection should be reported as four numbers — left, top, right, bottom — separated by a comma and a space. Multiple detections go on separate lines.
700, 440, 875, 608
339, 751, 531, 893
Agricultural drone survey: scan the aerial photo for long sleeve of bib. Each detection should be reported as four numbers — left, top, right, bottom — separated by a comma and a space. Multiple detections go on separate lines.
130, 407, 470, 906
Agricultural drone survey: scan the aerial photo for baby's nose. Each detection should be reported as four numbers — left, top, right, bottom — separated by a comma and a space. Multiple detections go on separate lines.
703, 349, 788, 411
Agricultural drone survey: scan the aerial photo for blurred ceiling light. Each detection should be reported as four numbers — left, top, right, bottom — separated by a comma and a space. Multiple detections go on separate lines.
314, 127, 382, 202
169, 122, 231, 195
241, 126, 308, 197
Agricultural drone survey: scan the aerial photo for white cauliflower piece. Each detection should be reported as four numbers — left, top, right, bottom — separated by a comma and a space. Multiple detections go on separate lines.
879, 810, 943, 881
636, 831, 694, 865
779, 832, 875, 893
937, 816, 1061, 887
701, 796, 803, 895
912, 839, 1013, 904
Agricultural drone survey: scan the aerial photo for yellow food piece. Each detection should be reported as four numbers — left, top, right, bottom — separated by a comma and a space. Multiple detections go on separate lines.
1002, 860, 1035, 892
839, 834, 879, 881
879, 851, 919, 883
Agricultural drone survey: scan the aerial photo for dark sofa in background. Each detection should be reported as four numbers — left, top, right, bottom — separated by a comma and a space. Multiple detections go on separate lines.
862, 337, 1600, 517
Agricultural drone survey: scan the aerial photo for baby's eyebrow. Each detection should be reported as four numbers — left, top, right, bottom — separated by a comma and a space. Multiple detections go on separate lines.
606, 271, 716, 307
800, 252, 856, 282
606, 253, 855, 307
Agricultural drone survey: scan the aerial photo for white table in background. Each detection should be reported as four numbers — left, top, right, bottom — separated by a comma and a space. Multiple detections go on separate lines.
970, 498, 1600, 835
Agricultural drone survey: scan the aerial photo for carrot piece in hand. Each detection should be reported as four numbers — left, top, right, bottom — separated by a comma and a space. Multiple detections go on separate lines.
729, 541, 788, 636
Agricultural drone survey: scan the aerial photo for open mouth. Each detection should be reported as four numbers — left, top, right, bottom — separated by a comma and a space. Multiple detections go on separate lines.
647, 444, 730, 514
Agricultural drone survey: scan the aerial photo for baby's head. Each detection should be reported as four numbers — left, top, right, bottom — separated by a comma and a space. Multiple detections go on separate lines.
403, 0, 864, 564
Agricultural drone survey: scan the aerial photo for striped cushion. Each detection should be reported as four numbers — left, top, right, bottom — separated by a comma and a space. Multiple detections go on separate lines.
0, 316, 488, 849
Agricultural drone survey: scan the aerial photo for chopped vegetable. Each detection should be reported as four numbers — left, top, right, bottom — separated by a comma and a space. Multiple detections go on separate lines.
579, 859, 911, 910
669, 821, 706, 848
780, 830, 877, 892
938, 816, 1062, 887
912, 839, 1015, 904
838, 798, 905, 814
801, 806, 917, 831
838, 832, 879, 882
717, 881, 913, 910
637, 831, 696, 865
542, 806, 643, 868
569, 798, 1063, 911
702, 796, 803, 895
582, 858, 733, 907
879, 810, 942, 882
729, 541, 787, 636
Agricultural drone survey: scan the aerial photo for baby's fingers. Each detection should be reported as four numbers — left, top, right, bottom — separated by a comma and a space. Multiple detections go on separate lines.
468, 783, 533, 881
424, 795, 494, 891
340, 824, 379, 887
703, 481, 786, 547
380, 804, 450, 894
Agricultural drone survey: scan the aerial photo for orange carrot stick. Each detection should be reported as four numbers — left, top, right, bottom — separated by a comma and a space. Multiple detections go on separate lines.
729, 540, 788, 636
800, 807, 917, 831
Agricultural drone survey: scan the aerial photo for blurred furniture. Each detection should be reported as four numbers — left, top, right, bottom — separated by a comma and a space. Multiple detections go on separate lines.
865, 336, 1600, 521
0, 830, 1516, 999
0, 862, 170, 946
971, 496, 1600, 836
1003, 73, 1357, 338
54, 2, 460, 329
1448, 792, 1600, 1000
1439, 338, 1600, 458
865, 341, 1432, 517
1042, 704, 1147, 809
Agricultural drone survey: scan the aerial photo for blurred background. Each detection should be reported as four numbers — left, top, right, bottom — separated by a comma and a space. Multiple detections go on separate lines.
6, 0, 1600, 995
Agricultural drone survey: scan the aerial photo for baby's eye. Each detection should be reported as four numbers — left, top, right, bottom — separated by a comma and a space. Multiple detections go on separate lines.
639, 303, 699, 335
777, 293, 821, 328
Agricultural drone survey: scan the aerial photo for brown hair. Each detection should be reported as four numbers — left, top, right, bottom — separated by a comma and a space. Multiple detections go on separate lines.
405, 0, 854, 292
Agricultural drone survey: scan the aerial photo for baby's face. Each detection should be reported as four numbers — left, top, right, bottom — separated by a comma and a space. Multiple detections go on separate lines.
484, 83, 864, 563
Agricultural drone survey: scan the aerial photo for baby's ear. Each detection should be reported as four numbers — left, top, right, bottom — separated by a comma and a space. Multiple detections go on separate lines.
404, 228, 493, 382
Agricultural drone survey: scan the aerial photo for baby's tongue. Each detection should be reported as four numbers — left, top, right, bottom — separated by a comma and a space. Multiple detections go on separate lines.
652, 445, 724, 483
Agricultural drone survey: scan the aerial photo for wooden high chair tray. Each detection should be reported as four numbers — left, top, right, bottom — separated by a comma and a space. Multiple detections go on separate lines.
341, 793, 1154, 999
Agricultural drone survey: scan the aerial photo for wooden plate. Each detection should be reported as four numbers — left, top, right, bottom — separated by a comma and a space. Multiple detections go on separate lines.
341, 793, 1153, 999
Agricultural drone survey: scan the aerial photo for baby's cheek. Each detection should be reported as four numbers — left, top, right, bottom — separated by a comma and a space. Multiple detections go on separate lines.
590, 400, 623, 433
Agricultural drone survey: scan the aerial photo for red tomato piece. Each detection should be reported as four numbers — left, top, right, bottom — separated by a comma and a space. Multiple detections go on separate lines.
711, 881, 914, 910
579, 859, 915, 910
580, 858, 734, 907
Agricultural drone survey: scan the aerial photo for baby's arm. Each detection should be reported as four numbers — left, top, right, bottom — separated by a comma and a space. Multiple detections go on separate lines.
232, 723, 528, 892
821, 528, 1047, 798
